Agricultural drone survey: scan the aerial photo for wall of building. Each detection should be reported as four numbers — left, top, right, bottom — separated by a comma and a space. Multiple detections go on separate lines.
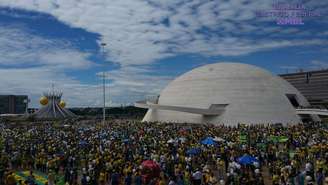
280, 70, 328, 108
0, 95, 28, 114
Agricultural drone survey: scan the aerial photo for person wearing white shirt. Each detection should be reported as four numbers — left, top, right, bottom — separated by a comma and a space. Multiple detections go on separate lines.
192, 169, 202, 185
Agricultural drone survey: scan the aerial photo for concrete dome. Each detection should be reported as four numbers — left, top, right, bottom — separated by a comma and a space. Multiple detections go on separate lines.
140, 62, 317, 125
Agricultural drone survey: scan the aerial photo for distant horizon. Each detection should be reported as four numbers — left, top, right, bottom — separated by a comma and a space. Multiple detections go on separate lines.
1, 61, 328, 109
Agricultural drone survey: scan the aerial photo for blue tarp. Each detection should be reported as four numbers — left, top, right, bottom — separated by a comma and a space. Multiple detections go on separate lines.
201, 137, 217, 146
237, 154, 258, 165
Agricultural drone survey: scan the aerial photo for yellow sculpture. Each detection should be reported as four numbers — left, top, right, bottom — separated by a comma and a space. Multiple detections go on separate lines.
40, 96, 48, 105
59, 100, 66, 108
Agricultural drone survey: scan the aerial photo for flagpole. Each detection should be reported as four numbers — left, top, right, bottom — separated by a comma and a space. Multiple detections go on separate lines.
101, 43, 107, 123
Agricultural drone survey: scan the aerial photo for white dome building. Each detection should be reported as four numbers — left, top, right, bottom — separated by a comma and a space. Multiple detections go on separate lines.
136, 62, 320, 125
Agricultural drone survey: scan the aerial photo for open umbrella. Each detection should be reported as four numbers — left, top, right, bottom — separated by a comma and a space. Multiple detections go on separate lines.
237, 154, 258, 165
186, 148, 201, 156
167, 139, 175, 144
141, 160, 161, 184
57, 151, 65, 156
213, 136, 225, 142
201, 137, 217, 146
178, 137, 187, 143
123, 138, 130, 143
278, 136, 289, 143
79, 140, 88, 147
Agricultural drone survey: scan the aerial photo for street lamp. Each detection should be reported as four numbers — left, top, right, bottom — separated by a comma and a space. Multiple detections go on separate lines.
101, 42, 107, 123
24, 97, 30, 115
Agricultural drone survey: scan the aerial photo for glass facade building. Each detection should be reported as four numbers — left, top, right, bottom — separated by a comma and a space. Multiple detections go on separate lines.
0, 95, 28, 114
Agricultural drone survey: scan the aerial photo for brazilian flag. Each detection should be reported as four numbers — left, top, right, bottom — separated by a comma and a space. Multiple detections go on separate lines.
15, 171, 48, 185
14, 171, 65, 185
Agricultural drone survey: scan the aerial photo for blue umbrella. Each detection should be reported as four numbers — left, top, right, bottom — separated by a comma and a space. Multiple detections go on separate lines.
201, 137, 217, 146
79, 140, 88, 146
57, 151, 65, 156
237, 154, 258, 165
186, 148, 201, 156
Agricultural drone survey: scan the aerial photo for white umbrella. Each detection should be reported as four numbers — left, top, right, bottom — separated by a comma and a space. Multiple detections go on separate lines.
178, 137, 187, 143
167, 139, 175, 143
214, 136, 225, 142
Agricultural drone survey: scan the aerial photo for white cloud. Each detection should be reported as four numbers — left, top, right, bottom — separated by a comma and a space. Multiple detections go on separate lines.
0, 24, 171, 107
0, 67, 101, 107
280, 60, 328, 74
310, 60, 328, 70
0, 25, 170, 107
0, 25, 93, 69
0, 0, 326, 66
0, 25, 102, 107
97, 66, 173, 105
0, 0, 327, 107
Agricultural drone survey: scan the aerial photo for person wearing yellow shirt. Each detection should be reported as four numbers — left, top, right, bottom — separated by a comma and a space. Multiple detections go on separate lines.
99, 171, 106, 185
158, 173, 166, 185
184, 170, 191, 185
316, 158, 325, 172
272, 174, 279, 185
217, 159, 225, 179
203, 169, 211, 185
5, 172, 17, 185
208, 171, 218, 185
174, 165, 180, 177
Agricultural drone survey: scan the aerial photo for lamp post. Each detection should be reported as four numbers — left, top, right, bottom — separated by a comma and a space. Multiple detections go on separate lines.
24, 98, 30, 115
101, 42, 107, 123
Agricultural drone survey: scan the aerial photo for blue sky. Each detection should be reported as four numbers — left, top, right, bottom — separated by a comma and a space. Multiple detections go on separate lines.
0, 0, 327, 107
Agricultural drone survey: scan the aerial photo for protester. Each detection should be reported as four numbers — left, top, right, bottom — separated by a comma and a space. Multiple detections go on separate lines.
0, 120, 327, 185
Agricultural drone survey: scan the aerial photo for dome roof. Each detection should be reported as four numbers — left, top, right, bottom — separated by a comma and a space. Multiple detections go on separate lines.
141, 62, 317, 125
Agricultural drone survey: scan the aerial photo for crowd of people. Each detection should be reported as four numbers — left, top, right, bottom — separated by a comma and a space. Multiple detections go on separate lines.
0, 120, 327, 185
